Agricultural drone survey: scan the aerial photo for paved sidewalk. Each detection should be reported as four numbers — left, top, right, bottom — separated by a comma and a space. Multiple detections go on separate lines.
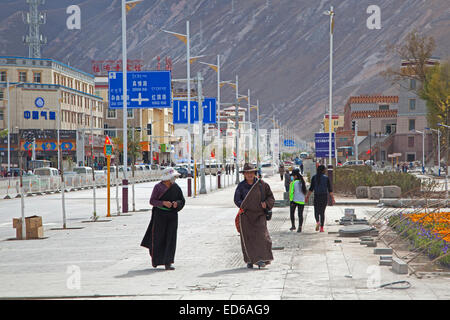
0, 175, 449, 300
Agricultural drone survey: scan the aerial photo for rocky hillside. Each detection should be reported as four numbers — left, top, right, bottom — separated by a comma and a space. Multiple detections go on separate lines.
0, 0, 449, 140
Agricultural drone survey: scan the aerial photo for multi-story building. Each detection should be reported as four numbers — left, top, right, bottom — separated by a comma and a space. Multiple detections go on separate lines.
0, 56, 104, 170
323, 114, 344, 133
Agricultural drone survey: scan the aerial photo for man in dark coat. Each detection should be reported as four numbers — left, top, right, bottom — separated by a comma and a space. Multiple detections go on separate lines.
234, 163, 275, 269
141, 167, 185, 270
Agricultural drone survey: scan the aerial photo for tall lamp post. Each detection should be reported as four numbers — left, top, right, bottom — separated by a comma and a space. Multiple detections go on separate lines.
323, 6, 335, 166
162, 21, 193, 175
425, 127, 440, 176
412, 129, 425, 174
250, 101, 260, 170
6, 80, 24, 173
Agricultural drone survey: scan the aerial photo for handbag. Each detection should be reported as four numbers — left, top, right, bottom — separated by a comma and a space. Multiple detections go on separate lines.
235, 208, 244, 233
259, 181, 272, 221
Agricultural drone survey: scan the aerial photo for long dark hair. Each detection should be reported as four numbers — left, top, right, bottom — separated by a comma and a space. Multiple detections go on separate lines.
293, 172, 307, 194
316, 165, 326, 188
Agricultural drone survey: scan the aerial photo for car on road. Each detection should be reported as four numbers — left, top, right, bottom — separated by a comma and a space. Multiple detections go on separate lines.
365, 160, 375, 166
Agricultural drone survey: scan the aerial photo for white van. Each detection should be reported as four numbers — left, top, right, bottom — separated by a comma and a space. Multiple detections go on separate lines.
33, 167, 59, 176
73, 166, 93, 175
33, 167, 60, 191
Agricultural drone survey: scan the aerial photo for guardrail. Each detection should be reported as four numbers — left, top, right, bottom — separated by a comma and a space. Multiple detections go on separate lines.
0, 169, 164, 199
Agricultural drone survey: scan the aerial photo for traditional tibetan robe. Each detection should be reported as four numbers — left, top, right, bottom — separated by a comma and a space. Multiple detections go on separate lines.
141, 182, 185, 267
234, 178, 275, 264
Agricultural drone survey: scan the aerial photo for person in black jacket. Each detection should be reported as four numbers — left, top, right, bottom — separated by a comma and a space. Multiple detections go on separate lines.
304, 165, 335, 232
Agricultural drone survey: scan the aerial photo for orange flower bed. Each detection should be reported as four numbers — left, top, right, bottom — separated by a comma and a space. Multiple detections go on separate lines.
406, 212, 450, 242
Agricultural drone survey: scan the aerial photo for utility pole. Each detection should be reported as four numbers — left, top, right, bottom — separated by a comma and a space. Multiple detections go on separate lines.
256, 100, 260, 170
235, 75, 240, 184
198, 72, 207, 194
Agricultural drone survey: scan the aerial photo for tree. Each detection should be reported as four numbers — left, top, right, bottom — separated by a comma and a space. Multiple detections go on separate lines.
382, 30, 436, 93
420, 61, 450, 129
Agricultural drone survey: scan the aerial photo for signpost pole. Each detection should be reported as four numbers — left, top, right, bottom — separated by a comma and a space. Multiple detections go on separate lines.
198, 73, 207, 194
121, 0, 129, 213
107, 155, 111, 217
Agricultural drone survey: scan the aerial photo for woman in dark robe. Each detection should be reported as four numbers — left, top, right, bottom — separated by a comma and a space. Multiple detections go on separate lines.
234, 163, 275, 269
141, 167, 185, 270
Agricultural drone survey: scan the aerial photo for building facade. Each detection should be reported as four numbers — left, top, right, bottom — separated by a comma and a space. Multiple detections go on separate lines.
0, 56, 105, 170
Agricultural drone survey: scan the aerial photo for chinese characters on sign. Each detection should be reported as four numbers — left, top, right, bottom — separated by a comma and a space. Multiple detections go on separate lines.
108, 71, 172, 109
91, 60, 144, 75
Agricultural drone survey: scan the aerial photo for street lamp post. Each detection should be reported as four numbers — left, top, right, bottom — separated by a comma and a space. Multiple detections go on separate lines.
368, 115, 372, 162
323, 6, 335, 166
6, 80, 24, 173
121, 0, 129, 213
235, 75, 240, 184
426, 127, 440, 176
412, 129, 425, 174
437, 122, 449, 200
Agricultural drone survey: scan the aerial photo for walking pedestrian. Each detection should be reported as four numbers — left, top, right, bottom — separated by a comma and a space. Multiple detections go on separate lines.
284, 169, 291, 192
234, 163, 275, 269
304, 165, 335, 232
141, 167, 185, 270
279, 164, 285, 181
289, 169, 307, 232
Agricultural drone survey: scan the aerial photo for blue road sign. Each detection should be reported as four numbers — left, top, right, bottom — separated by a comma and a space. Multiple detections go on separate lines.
173, 98, 216, 124
108, 71, 171, 109
284, 139, 295, 147
315, 133, 335, 158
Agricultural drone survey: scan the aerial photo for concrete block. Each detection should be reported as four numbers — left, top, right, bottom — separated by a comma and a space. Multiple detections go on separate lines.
366, 241, 377, 247
392, 257, 408, 274
359, 236, 373, 241
380, 260, 392, 266
379, 256, 392, 260
373, 248, 393, 255
369, 186, 384, 200
356, 186, 369, 199
383, 185, 401, 198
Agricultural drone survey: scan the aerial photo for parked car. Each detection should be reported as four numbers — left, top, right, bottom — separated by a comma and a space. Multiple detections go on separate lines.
6, 168, 25, 177
365, 160, 375, 166
342, 160, 365, 166
175, 166, 189, 178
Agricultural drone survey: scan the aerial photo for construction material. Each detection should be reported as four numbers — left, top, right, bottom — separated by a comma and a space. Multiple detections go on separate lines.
392, 257, 408, 274
374, 248, 393, 255
339, 225, 375, 237
13, 215, 43, 239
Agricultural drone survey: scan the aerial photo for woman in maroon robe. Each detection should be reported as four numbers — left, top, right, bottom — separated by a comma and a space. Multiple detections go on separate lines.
141, 168, 185, 270
234, 163, 275, 269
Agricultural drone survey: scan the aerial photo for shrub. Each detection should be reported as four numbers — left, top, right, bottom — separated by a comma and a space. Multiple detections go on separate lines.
334, 166, 421, 196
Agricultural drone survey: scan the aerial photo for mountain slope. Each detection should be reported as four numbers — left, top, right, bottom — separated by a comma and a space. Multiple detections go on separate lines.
0, 0, 449, 140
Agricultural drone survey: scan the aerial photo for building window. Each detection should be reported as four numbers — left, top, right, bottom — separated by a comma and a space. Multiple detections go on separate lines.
0, 90, 4, 100
107, 108, 117, 119
127, 109, 134, 119
0, 109, 3, 121
18, 71, 27, 82
0, 71, 6, 81
408, 136, 414, 148
33, 72, 42, 83
379, 105, 389, 110
409, 99, 416, 111
409, 119, 415, 131
410, 79, 416, 90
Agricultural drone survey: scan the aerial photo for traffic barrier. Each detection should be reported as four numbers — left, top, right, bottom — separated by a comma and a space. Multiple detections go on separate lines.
0, 169, 165, 197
